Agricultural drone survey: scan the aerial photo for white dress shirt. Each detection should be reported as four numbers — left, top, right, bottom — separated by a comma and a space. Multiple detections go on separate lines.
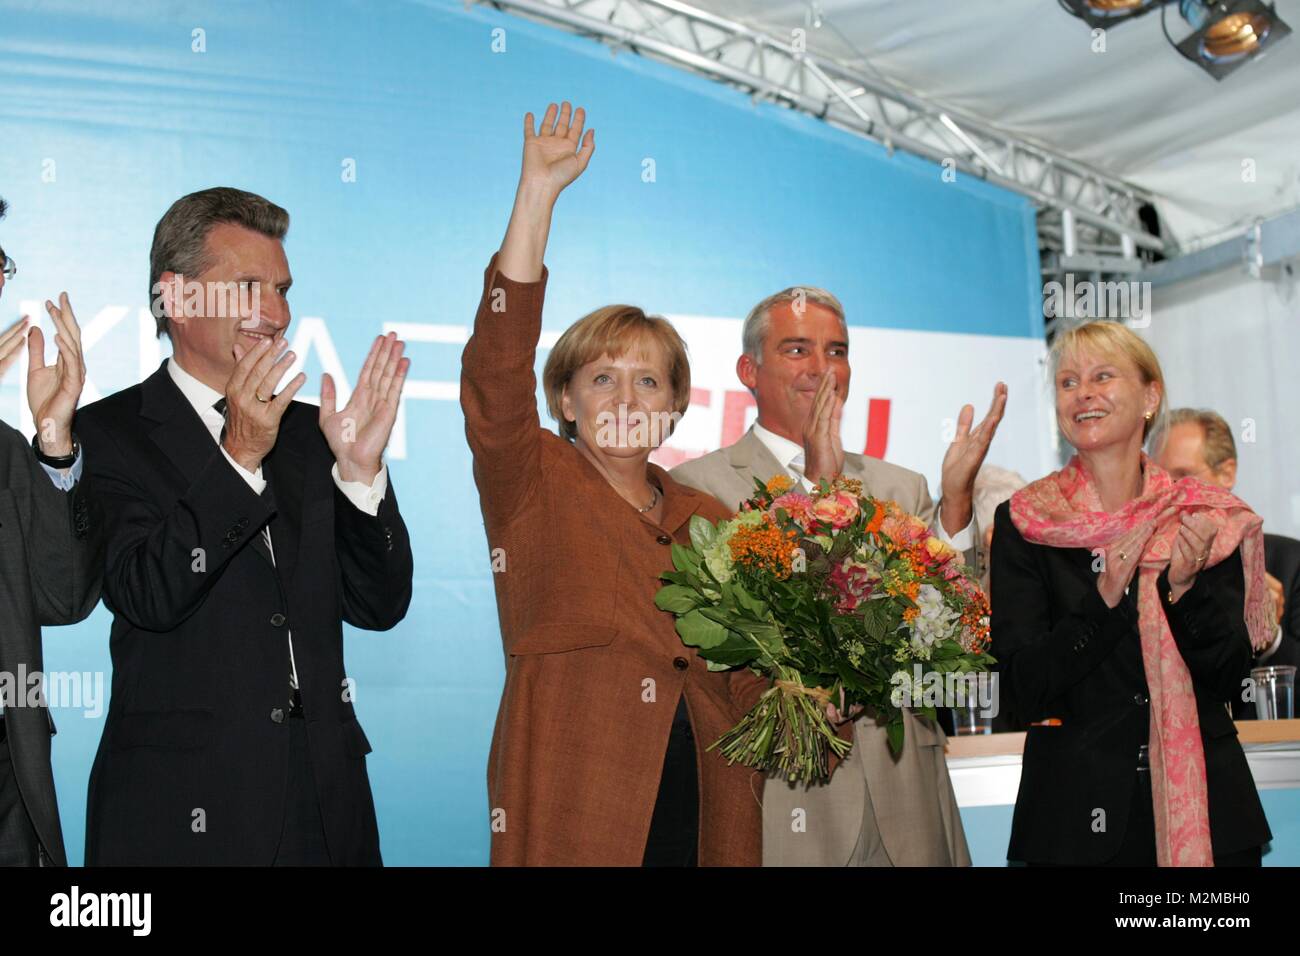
750, 420, 974, 552
38, 448, 83, 490
166, 356, 388, 693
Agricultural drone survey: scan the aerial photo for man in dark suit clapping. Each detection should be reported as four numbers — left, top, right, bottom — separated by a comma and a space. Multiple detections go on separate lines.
76, 187, 414, 865
0, 196, 102, 866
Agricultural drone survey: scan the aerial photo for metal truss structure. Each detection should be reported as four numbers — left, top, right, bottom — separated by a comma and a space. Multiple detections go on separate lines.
478, 0, 1169, 272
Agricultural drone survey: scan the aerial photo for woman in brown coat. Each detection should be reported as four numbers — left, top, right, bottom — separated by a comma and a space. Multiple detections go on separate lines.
460, 102, 771, 865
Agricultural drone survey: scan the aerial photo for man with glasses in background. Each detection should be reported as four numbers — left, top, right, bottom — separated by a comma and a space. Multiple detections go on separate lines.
0, 195, 103, 866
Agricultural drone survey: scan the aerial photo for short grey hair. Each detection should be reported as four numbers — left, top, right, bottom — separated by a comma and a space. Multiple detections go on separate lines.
742, 286, 847, 365
149, 186, 289, 339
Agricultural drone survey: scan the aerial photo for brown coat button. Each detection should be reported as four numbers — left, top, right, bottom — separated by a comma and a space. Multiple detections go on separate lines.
673, 657, 688, 671
656, 534, 672, 545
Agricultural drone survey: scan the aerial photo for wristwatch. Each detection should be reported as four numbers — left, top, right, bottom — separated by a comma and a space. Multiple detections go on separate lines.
31, 431, 79, 469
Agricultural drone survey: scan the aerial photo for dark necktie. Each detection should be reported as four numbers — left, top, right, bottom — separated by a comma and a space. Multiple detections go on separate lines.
211, 397, 299, 703
213, 397, 228, 444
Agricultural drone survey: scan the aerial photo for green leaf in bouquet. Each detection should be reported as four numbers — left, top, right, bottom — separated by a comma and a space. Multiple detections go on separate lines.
729, 581, 769, 619
659, 569, 696, 588
689, 515, 719, 553
859, 600, 891, 643
698, 606, 735, 628
655, 584, 704, 614
827, 530, 856, 563
675, 608, 731, 650
671, 542, 702, 575
699, 637, 763, 668
733, 620, 785, 658
928, 642, 967, 661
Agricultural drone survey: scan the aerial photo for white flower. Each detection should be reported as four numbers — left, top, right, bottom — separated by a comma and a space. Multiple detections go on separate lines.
909, 584, 959, 657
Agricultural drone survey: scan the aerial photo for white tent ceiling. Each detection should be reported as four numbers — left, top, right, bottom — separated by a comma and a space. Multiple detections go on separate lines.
676, 0, 1300, 250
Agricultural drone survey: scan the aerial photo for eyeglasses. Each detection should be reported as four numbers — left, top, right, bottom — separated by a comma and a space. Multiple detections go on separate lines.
0, 249, 14, 280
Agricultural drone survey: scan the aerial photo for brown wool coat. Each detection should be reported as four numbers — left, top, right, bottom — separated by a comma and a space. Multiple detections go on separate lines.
461, 254, 770, 866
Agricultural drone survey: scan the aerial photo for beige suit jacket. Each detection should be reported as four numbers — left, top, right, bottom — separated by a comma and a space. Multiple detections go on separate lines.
671, 426, 973, 866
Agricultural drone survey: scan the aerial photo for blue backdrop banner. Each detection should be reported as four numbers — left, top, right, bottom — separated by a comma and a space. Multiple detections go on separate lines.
0, 0, 1045, 865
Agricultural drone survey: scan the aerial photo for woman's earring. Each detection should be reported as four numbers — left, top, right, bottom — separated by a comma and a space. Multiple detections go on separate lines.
1144, 411, 1153, 421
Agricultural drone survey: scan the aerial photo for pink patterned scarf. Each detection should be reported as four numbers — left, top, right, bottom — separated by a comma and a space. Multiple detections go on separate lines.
1010, 453, 1272, 867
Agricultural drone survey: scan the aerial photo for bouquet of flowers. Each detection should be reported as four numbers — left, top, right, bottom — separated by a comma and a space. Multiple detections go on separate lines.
655, 474, 994, 784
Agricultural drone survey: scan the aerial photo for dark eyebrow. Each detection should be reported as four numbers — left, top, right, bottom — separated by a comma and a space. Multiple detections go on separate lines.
231, 274, 292, 288
776, 337, 848, 350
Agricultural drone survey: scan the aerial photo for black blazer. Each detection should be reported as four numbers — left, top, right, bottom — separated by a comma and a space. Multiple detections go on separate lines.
1232, 533, 1300, 718
0, 422, 102, 865
1264, 533, 1300, 667
76, 361, 413, 865
990, 500, 1270, 865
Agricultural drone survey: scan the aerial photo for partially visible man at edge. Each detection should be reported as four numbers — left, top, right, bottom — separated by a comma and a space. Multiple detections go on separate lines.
1153, 407, 1299, 718
0, 195, 102, 866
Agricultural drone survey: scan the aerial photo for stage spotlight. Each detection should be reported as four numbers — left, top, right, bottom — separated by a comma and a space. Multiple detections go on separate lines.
1172, 0, 1292, 78
1058, 0, 1163, 29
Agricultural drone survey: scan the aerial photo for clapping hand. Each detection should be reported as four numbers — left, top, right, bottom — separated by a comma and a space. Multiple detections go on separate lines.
802, 370, 845, 485
1096, 507, 1175, 608
0, 315, 28, 383
319, 331, 409, 485
28, 295, 86, 456
222, 338, 306, 472
938, 382, 1008, 534
1167, 512, 1219, 603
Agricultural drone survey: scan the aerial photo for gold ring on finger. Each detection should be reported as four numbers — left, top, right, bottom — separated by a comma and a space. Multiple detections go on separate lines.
256, 394, 269, 403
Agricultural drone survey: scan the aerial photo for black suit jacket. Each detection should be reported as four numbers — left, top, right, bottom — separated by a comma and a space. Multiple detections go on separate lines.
990, 501, 1271, 865
0, 422, 102, 865
1232, 533, 1300, 718
76, 361, 413, 865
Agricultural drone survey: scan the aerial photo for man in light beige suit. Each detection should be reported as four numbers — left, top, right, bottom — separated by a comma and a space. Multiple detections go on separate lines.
671, 285, 1006, 866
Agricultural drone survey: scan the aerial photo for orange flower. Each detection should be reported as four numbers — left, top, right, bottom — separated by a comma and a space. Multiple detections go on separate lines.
863, 501, 884, 534
765, 475, 794, 496
728, 517, 798, 580
924, 536, 957, 564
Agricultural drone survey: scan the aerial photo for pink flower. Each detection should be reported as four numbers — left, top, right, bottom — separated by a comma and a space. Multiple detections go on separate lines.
811, 491, 860, 530
882, 511, 928, 545
770, 492, 815, 528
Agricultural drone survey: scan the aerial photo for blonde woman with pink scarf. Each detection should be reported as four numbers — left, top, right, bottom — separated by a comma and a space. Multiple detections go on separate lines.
991, 321, 1273, 867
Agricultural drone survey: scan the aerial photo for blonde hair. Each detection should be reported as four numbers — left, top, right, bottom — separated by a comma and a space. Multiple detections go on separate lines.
742, 286, 846, 364
542, 304, 691, 442
1049, 320, 1166, 442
